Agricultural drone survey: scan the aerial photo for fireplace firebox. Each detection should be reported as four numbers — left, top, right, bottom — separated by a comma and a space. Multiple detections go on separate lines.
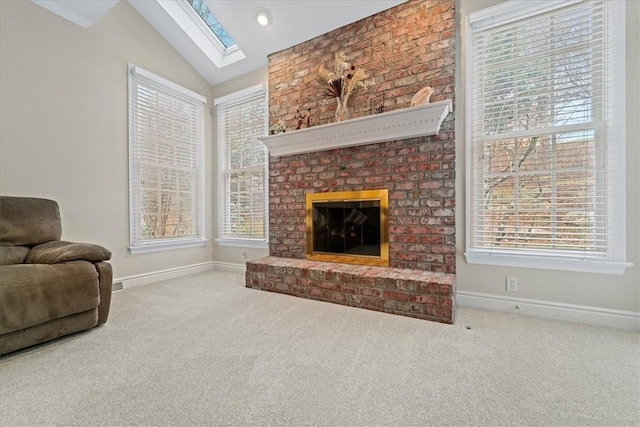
306, 190, 389, 266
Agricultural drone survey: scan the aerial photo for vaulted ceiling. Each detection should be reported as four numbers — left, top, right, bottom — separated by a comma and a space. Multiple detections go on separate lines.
32, 0, 407, 85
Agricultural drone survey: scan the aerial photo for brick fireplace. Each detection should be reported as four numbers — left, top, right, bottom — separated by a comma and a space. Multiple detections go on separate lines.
245, 0, 457, 324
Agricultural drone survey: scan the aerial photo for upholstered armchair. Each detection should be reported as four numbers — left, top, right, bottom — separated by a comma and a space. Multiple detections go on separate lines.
0, 196, 113, 355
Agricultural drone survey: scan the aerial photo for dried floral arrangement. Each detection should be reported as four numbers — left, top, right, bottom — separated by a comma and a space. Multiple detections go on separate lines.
317, 52, 368, 121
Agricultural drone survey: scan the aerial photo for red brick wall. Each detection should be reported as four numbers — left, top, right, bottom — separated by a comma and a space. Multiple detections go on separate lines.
268, 0, 455, 127
267, 0, 456, 274
269, 133, 455, 273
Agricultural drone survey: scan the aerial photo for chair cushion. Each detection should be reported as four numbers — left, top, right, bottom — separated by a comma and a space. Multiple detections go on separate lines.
0, 309, 98, 356
0, 196, 61, 246
26, 241, 112, 264
0, 246, 30, 265
0, 261, 100, 334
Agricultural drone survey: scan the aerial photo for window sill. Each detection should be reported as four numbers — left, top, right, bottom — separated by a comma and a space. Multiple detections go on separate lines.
129, 238, 207, 254
464, 250, 633, 275
215, 238, 269, 249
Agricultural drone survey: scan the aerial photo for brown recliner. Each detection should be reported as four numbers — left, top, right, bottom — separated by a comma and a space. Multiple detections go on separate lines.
0, 196, 113, 355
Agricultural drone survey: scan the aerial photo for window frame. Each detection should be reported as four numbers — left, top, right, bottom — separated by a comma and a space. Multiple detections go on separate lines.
127, 63, 207, 254
183, 0, 236, 51
148, 0, 246, 69
214, 84, 269, 249
464, 0, 631, 274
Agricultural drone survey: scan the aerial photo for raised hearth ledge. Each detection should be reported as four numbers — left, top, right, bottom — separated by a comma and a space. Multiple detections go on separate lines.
259, 100, 453, 157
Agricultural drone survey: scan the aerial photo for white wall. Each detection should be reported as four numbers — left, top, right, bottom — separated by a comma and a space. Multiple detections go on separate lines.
0, 1, 214, 279
455, 0, 640, 313
211, 67, 270, 266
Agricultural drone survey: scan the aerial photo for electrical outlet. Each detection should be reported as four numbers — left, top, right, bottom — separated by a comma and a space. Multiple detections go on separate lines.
506, 276, 519, 292
241, 252, 247, 262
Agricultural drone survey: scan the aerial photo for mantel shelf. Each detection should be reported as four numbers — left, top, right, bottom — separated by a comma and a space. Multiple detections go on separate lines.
258, 100, 452, 158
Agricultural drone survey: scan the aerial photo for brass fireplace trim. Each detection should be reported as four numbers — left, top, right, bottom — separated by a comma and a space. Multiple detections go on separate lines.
306, 189, 389, 267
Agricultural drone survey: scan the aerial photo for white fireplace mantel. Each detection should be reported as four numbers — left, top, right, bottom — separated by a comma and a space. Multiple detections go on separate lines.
258, 100, 453, 158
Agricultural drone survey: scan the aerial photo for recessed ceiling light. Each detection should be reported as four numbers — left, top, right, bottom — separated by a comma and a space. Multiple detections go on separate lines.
256, 8, 271, 27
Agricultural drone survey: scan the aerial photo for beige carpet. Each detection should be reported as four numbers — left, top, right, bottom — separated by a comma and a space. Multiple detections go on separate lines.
1, 270, 639, 426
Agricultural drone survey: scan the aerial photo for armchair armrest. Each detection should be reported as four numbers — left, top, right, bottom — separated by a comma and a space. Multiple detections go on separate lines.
25, 241, 112, 264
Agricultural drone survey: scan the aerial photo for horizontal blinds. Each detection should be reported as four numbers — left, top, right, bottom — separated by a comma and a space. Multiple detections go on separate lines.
129, 65, 205, 245
216, 87, 267, 240
468, 0, 619, 256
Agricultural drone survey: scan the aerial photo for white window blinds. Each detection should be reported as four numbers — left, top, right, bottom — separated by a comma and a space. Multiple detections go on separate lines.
128, 64, 206, 253
215, 85, 268, 243
466, 1, 629, 273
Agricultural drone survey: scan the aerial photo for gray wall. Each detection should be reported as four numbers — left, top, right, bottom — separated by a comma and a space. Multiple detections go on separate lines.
0, 1, 214, 279
454, 0, 640, 312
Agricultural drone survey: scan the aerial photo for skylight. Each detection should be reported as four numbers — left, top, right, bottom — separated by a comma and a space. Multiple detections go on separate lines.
187, 0, 235, 48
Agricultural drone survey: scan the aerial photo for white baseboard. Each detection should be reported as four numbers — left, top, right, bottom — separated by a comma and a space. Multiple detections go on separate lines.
114, 262, 214, 289
112, 264, 638, 330
212, 261, 246, 274
456, 290, 640, 331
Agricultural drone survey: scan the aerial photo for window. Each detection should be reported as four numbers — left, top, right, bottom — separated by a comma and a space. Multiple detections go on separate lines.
128, 64, 206, 254
186, 0, 235, 48
465, 0, 630, 274
215, 85, 268, 248
129, 1, 245, 74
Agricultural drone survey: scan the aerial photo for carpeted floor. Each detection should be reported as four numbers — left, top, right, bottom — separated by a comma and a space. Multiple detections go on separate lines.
1, 270, 639, 426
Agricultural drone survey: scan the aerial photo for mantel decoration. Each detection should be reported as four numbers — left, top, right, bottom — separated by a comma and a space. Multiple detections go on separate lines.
270, 119, 286, 135
317, 52, 368, 122
411, 86, 434, 106
295, 108, 312, 130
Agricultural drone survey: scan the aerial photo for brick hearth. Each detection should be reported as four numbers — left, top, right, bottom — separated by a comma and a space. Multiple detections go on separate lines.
246, 257, 456, 324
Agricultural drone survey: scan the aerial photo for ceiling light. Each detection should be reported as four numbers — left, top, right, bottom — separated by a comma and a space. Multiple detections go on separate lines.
256, 9, 271, 27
